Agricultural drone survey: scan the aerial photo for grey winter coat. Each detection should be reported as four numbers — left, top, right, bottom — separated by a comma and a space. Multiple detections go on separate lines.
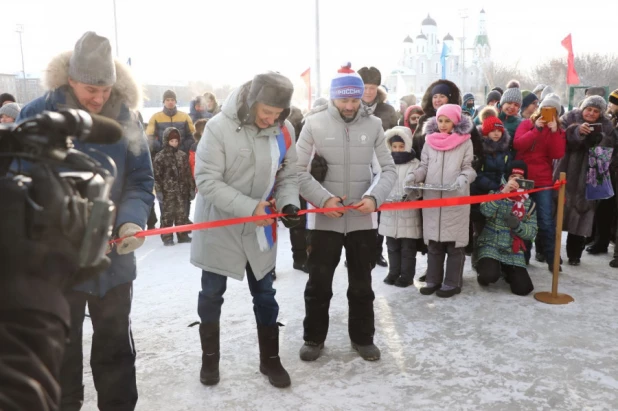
554, 109, 615, 237
405, 116, 477, 247
296, 102, 396, 233
190, 86, 300, 281
378, 127, 423, 239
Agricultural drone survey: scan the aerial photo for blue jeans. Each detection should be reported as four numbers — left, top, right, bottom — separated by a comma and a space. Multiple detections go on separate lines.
197, 265, 278, 326
530, 190, 556, 263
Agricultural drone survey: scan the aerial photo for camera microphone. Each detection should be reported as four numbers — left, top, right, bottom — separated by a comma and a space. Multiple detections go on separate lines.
83, 113, 124, 144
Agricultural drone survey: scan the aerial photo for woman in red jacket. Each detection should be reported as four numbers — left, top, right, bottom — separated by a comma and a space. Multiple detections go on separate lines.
189, 118, 208, 177
513, 94, 566, 271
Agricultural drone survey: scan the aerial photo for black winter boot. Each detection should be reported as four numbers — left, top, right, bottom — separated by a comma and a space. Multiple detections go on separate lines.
199, 323, 220, 385
257, 324, 291, 388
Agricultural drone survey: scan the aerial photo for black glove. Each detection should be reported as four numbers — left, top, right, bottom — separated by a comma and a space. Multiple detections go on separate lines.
280, 204, 301, 228
310, 154, 328, 183
504, 214, 520, 229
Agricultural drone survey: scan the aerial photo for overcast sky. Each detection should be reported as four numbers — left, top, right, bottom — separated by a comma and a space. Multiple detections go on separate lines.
2, 0, 616, 92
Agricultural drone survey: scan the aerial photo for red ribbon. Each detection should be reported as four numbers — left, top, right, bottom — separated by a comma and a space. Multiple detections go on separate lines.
111, 180, 565, 244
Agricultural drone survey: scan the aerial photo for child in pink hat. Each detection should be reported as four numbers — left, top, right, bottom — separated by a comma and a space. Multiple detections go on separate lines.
404, 103, 477, 298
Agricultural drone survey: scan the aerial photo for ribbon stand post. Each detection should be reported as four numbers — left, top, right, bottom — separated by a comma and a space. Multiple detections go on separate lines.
535, 172, 574, 305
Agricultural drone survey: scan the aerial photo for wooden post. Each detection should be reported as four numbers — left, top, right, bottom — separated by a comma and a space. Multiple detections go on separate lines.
535, 172, 574, 304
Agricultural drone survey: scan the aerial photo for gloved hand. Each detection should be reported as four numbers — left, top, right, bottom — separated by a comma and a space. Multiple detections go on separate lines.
116, 223, 145, 255
452, 175, 468, 191
504, 214, 520, 229
280, 204, 301, 228
310, 154, 328, 183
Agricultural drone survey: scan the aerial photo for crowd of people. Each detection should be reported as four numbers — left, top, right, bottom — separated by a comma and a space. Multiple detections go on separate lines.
3, 29, 618, 410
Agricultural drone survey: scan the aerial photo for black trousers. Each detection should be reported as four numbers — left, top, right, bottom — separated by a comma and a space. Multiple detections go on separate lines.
477, 257, 534, 296
303, 230, 377, 346
289, 197, 308, 264
426, 241, 466, 288
60, 283, 137, 411
592, 196, 616, 249
566, 234, 587, 259
147, 203, 157, 229
386, 237, 417, 279
376, 211, 384, 256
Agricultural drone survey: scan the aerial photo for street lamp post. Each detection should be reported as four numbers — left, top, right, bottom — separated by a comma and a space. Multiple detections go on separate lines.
113, 0, 120, 57
458, 9, 469, 91
15, 24, 26, 102
315, 0, 321, 98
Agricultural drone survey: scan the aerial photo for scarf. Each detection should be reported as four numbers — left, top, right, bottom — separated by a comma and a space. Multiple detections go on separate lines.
163, 106, 178, 117
362, 100, 377, 116
425, 132, 471, 151
501, 186, 529, 253
391, 151, 415, 164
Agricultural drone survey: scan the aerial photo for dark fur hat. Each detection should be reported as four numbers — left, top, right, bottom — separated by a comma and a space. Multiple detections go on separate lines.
357, 66, 382, 86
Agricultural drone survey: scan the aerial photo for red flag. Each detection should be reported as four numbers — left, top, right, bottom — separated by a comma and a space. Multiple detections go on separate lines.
301, 68, 311, 111
561, 34, 580, 85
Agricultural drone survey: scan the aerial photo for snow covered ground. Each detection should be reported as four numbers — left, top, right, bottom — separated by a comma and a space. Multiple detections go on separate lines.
80, 205, 618, 410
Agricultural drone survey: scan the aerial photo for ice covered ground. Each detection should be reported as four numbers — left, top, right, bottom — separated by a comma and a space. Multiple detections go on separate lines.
81, 210, 618, 410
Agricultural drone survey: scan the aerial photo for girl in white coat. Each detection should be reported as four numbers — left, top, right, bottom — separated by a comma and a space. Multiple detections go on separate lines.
379, 126, 423, 287
405, 104, 476, 298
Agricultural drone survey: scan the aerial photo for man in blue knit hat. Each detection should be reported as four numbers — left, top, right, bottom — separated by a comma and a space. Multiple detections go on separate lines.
295, 63, 396, 363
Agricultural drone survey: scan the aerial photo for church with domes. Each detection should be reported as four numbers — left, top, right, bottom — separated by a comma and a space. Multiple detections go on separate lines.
385, 10, 492, 101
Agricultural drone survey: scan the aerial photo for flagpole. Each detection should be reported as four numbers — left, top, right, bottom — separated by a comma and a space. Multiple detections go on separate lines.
315, 0, 321, 98
113, 0, 120, 57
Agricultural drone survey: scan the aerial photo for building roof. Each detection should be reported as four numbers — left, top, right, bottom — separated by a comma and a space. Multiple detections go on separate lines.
416, 32, 427, 40
443, 33, 454, 41
422, 14, 437, 26
404, 35, 414, 43
480, 8, 485, 13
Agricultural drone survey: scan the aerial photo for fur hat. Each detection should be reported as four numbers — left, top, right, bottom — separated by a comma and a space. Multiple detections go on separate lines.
506, 160, 528, 179
581, 95, 607, 113
357, 66, 381, 86
163, 89, 177, 103
69, 32, 116, 86
163, 127, 180, 143
247, 72, 294, 109
330, 63, 365, 99
500, 80, 522, 106
539, 93, 561, 112
479, 105, 499, 122
0, 102, 20, 120
436, 104, 462, 125
609, 89, 618, 106
482, 116, 504, 136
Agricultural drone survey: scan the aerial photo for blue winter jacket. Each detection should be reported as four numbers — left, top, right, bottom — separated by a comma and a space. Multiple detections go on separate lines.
17, 87, 155, 297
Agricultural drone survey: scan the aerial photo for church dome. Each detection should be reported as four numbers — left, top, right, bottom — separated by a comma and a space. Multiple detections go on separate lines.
443, 33, 454, 41
416, 33, 427, 40
422, 14, 437, 26
403, 35, 414, 43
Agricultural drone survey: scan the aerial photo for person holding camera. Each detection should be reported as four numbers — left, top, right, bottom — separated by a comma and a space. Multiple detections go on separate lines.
554, 96, 616, 266
0, 165, 93, 411
476, 161, 537, 296
17, 32, 154, 410
513, 94, 566, 271
190, 72, 300, 389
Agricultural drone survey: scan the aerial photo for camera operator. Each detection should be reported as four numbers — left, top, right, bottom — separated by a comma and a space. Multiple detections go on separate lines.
0, 165, 85, 411
16, 32, 154, 411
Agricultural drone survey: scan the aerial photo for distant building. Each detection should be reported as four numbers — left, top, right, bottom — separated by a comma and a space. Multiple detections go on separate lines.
385, 10, 491, 101
0, 72, 44, 104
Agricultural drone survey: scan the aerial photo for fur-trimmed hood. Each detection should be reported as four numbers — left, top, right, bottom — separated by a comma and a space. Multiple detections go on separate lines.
43, 51, 142, 111
385, 126, 413, 152
420, 79, 462, 117
376, 86, 388, 104
422, 114, 473, 136
478, 125, 511, 154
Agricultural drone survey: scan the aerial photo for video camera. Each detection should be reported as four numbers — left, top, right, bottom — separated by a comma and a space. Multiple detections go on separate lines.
0, 109, 123, 273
